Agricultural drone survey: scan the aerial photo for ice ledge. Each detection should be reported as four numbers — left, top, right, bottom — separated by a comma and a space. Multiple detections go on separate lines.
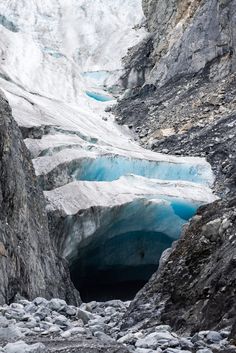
45, 175, 218, 261
45, 175, 218, 216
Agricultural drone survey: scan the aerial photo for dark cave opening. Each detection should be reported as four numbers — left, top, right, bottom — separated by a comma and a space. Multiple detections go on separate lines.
70, 230, 173, 302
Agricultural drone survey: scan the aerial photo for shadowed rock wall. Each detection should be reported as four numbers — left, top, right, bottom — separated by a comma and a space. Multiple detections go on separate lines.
0, 92, 80, 305
115, 0, 236, 337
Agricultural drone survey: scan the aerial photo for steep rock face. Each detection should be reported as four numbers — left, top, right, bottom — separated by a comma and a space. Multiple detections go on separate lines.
123, 198, 236, 334
115, 0, 236, 336
0, 92, 79, 305
120, 0, 236, 90
144, 0, 236, 81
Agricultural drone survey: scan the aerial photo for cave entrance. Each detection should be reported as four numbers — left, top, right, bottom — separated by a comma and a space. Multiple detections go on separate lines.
66, 197, 199, 302
70, 230, 173, 302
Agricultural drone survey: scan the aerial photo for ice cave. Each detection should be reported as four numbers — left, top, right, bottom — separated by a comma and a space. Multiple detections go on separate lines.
0, 0, 217, 304
55, 172, 215, 301
68, 196, 200, 301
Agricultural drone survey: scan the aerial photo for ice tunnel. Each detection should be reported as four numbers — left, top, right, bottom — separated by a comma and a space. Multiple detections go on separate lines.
65, 196, 202, 301
45, 156, 216, 302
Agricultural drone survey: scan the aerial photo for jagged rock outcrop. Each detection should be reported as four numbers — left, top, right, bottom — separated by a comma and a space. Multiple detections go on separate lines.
120, 0, 236, 91
115, 0, 236, 337
0, 92, 79, 305
123, 198, 236, 334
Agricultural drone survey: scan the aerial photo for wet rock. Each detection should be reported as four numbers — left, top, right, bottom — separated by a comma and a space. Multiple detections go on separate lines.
76, 308, 94, 324
179, 338, 194, 350
163, 349, 191, 353
117, 332, 142, 344
54, 315, 69, 328
135, 349, 162, 353
94, 331, 115, 343
0, 325, 23, 341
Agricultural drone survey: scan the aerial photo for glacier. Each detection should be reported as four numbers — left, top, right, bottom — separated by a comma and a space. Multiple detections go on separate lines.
85, 91, 113, 102
45, 176, 217, 300
0, 0, 218, 300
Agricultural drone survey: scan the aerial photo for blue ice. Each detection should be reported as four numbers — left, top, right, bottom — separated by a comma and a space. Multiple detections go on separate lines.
0, 14, 18, 32
69, 197, 201, 301
73, 155, 211, 185
85, 91, 113, 102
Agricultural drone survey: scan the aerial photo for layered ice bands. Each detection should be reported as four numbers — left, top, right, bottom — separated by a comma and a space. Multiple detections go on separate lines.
0, 0, 218, 300
46, 176, 217, 258
33, 150, 215, 191
73, 155, 213, 184
45, 176, 217, 301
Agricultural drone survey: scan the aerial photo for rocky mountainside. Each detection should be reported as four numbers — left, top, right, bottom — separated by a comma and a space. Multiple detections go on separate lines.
114, 0, 236, 338
0, 92, 79, 306
0, 0, 236, 352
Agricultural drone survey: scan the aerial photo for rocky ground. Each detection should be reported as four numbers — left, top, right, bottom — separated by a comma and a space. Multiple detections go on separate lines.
114, 72, 236, 197
112, 0, 236, 343
113, 71, 236, 345
0, 297, 235, 353
0, 0, 236, 351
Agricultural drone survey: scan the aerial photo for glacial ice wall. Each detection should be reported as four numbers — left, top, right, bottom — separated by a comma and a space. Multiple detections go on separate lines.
0, 0, 218, 300
46, 175, 217, 300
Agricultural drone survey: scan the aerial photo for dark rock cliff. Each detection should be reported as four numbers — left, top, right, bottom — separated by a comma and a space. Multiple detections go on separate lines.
0, 92, 80, 305
115, 0, 236, 337
119, 0, 236, 92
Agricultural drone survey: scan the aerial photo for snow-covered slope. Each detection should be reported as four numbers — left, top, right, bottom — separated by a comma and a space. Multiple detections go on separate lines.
0, 0, 146, 93
0, 0, 217, 287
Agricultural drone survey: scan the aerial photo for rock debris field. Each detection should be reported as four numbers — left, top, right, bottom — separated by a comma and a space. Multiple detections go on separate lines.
0, 298, 235, 353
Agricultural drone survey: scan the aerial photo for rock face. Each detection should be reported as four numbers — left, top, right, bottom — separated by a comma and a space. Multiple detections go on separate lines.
143, 0, 236, 87
114, 0, 236, 337
120, 0, 236, 90
123, 198, 236, 334
0, 92, 79, 305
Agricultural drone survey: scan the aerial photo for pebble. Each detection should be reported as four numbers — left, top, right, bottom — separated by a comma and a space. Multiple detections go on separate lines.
136, 331, 175, 349
47, 298, 67, 312
0, 297, 234, 353
135, 349, 162, 353
206, 331, 222, 343
3, 341, 45, 353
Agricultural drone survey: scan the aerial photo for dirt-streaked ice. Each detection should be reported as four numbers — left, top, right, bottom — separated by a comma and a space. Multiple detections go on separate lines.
0, 0, 217, 266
